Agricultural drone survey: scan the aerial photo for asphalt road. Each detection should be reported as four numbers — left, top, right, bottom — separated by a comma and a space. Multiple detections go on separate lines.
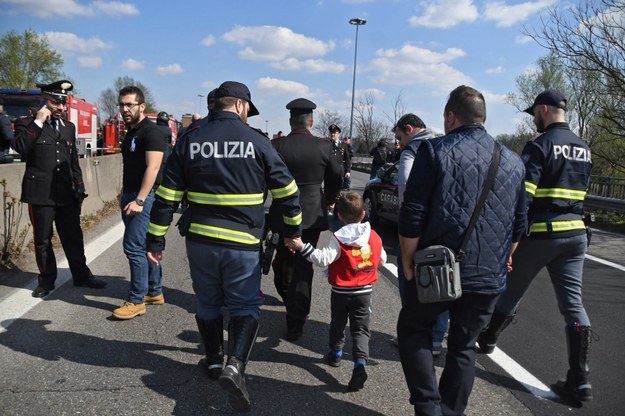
0, 170, 622, 415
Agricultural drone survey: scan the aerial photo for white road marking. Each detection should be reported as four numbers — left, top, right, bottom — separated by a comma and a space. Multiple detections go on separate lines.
586, 254, 625, 272
0, 221, 125, 333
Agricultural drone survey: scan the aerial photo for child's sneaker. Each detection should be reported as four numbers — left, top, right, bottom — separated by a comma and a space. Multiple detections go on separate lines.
347, 365, 368, 391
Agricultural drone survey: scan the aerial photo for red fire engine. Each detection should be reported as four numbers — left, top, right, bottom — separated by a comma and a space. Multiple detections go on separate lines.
103, 112, 179, 154
0, 88, 98, 157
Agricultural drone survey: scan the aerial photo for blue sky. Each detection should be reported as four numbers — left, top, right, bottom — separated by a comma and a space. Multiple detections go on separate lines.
1, 0, 562, 138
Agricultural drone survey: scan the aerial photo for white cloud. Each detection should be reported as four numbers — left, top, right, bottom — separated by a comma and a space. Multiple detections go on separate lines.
44, 32, 113, 53
409, 0, 478, 28
200, 35, 216, 46
270, 58, 345, 74
515, 34, 534, 44
484, 0, 556, 28
156, 64, 184, 76
256, 77, 310, 96
77, 56, 102, 68
485, 66, 505, 74
121, 58, 145, 70
92, 1, 138, 16
370, 43, 472, 93
201, 81, 217, 89
347, 88, 386, 101
223, 26, 334, 61
1, 0, 137, 18
482, 90, 508, 105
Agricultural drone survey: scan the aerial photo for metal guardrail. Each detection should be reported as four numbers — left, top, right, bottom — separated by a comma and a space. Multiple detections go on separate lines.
585, 195, 625, 214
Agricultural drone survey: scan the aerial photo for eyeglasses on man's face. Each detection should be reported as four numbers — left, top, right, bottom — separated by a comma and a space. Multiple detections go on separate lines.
118, 102, 141, 110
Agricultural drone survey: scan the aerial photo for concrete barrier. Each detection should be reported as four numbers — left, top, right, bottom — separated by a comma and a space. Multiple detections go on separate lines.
0, 154, 122, 246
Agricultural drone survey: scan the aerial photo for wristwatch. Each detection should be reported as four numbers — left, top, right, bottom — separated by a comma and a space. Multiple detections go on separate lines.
135, 198, 145, 206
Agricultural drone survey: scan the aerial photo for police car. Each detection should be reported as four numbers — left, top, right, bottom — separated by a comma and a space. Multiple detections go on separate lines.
363, 162, 400, 224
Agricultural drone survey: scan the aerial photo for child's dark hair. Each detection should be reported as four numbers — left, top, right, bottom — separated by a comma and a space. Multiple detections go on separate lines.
336, 191, 364, 224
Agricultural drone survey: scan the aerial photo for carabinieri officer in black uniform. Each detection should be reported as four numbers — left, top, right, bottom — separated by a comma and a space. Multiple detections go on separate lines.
12, 80, 107, 298
269, 98, 343, 342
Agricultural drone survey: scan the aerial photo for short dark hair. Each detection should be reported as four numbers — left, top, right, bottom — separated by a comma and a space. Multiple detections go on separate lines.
118, 86, 145, 103
290, 113, 313, 129
214, 96, 238, 111
393, 113, 426, 133
336, 191, 364, 224
444, 85, 486, 124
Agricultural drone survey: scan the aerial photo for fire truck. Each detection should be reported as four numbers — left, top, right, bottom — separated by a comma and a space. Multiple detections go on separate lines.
103, 112, 179, 154
0, 88, 98, 157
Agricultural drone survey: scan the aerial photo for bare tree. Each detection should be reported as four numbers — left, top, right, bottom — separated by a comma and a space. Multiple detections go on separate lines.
525, 0, 625, 173
353, 92, 389, 153
313, 110, 348, 137
384, 90, 408, 128
99, 76, 157, 119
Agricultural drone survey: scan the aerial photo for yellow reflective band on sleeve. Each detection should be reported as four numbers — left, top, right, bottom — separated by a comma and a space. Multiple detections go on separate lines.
148, 222, 169, 237
283, 212, 302, 226
525, 181, 537, 195
270, 180, 298, 199
530, 220, 586, 233
188, 223, 260, 245
187, 192, 264, 206
155, 185, 184, 202
533, 188, 586, 200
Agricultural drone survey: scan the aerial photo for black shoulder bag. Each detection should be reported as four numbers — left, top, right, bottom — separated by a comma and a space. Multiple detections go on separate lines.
413, 142, 501, 303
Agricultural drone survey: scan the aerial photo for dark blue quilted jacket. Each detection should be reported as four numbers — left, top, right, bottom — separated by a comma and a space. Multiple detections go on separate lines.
399, 124, 526, 295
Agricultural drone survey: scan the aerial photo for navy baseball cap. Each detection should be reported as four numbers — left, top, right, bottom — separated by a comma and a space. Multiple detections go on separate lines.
524, 90, 567, 115
215, 81, 259, 117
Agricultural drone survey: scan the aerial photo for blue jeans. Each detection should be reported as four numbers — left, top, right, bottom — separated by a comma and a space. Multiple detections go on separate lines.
398, 254, 449, 346
121, 191, 162, 304
495, 234, 590, 326
186, 239, 263, 321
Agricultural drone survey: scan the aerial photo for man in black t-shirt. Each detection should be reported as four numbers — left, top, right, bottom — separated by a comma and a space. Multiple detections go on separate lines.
112, 86, 165, 320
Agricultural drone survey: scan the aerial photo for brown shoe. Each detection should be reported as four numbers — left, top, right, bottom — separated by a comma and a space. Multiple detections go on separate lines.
112, 302, 146, 320
144, 294, 165, 305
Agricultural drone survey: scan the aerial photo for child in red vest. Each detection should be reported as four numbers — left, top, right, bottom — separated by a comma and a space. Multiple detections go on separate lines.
290, 191, 387, 391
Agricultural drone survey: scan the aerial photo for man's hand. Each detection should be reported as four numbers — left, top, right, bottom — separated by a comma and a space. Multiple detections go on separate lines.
124, 200, 143, 216
147, 251, 162, 266
345, 172, 351, 178
399, 235, 419, 281
36, 105, 51, 123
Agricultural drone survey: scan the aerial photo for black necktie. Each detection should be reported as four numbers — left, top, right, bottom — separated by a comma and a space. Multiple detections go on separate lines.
50, 119, 59, 137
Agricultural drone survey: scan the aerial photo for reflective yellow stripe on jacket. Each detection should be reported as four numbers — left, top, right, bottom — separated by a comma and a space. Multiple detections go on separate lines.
283, 212, 302, 226
155, 185, 184, 202
148, 222, 169, 237
525, 181, 586, 200
188, 223, 260, 245
270, 179, 298, 199
529, 220, 586, 233
187, 192, 264, 206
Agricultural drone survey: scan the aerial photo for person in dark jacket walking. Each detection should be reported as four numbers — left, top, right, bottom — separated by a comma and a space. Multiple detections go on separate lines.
328, 124, 352, 190
477, 90, 594, 404
269, 98, 343, 342
11, 80, 107, 298
369, 139, 394, 179
147, 81, 302, 412
398, 85, 526, 415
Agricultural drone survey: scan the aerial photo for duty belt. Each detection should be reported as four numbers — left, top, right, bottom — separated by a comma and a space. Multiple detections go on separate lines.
529, 219, 586, 233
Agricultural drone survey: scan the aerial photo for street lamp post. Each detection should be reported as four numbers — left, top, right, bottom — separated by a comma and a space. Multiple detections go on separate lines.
348, 17, 366, 146
265, 120, 269, 134
197, 94, 204, 114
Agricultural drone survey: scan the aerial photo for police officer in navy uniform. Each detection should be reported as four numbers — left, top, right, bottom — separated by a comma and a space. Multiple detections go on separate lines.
269, 98, 343, 341
0, 97, 14, 163
478, 90, 594, 404
328, 124, 352, 190
12, 80, 107, 297
146, 81, 301, 413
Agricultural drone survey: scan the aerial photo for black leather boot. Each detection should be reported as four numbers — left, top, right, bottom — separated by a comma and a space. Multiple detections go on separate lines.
477, 310, 515, 354
195, 315, 224, 380
551, 324, 593, 402
218, 315, 259, 413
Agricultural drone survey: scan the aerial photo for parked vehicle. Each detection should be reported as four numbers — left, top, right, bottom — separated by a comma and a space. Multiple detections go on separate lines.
363, 162, 400, 224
